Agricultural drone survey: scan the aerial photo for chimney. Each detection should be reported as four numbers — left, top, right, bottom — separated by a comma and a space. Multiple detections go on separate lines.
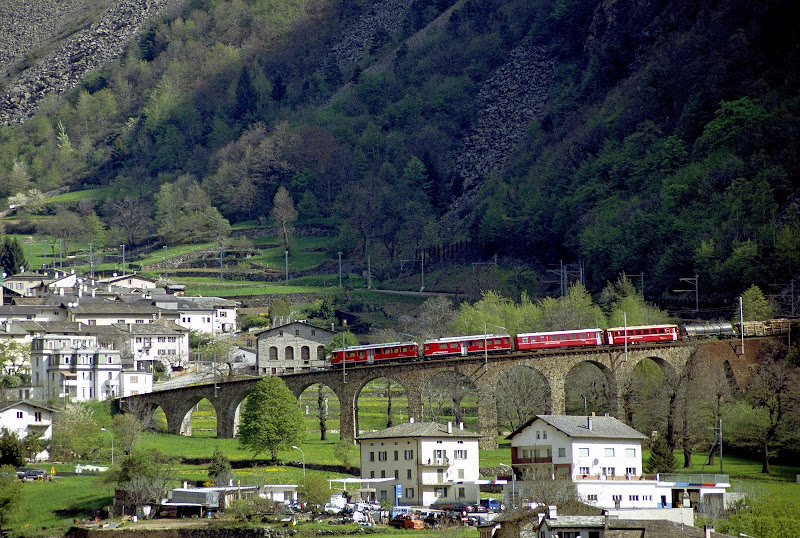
447, 422, 452, 434
704, 524, 714, 538
588, 413, 593, 430
409, 417, 414, 423
182, 480, 189, 488
59, 288, 64, 296
547, 505, 557, 519
92, 289, 96, 298
459, 422, 464, 430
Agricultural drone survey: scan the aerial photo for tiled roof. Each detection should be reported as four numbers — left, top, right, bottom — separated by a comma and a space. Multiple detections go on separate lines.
509, 415, 647, 441
357, 421, 481, 440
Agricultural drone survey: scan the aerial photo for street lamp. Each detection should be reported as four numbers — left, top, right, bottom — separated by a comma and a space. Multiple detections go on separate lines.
101, 427, 114, 466
484, 322, 507, 372
292, 445, 306, 478
499, 462, 515, 508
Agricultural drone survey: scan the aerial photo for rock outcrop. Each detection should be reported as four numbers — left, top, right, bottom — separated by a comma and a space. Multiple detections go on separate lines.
0, 0, 184, 126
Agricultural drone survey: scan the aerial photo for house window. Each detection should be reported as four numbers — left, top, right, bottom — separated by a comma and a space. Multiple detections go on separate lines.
558, 448, 566, 457
629, 495, 639, 501
626, 467, 636, 475
370, 471, 375, 478
16, 411, 22, 419
131, 376, 138, 384
407, 469, 412, 479
458, 469, 464, 479
378, 451, 387, 461
579, 467, 590, 475
536, 431, 540, 439
542, 431, 547, 439
603, 467, 615, 476
394, 450, 399, 461
625, 448, 636, 457
404, 450, 414, 460
612, 495, 622, 501
587, 494, 598, 501
394, 470, 399, 479
435, 487, 447, 498
34, 412, 41, 421
380, 470, 385, 478
578, 448, 589, 457
369, 452, 375, 462
406, 488, 414, 498
455, 450, 467, 459
604, 448, 615, 457
458, 487, 465, 498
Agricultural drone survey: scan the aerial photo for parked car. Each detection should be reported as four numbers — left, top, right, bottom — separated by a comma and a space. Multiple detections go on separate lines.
24, 469, 46, 480
388, 514, 425, 529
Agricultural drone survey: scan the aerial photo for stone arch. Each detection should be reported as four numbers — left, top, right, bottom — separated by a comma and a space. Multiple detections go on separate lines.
285, 346, 294, 361
317, 346, 325, 361
353, 374, 411, 434
418, 369, 477, 427
617, 355, 680, 433
297, 381, 342, 441
493, 363, 551, 433
269, 346, 278, 361
164, 394, 211, 436
301, 346, 310, 363
564, 359, 618, 416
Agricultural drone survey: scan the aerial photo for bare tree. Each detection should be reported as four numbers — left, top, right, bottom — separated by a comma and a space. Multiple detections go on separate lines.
270, 186, 297, 250
422, 372, 474, 424
496, 366, 549, 432
518, 466, 579, 506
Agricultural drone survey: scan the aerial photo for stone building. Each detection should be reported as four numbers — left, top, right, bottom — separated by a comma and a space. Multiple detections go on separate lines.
256, 321, 334, 374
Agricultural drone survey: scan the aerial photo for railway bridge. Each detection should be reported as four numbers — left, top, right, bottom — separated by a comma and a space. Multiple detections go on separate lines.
118, 342, 705, 449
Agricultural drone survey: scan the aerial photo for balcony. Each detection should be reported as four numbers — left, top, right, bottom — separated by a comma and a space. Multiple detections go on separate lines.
420, 457, 450, 467
512, 457, 553, 465
658, 474, 730, 486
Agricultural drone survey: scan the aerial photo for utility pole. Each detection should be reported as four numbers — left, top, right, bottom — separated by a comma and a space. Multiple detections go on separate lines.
338, 252, 342, 286
88, 243, 94, 278
120, 244, 126, 274
164, 246, 168, 280
219, 246, 224, 281
285, 250, 289, 285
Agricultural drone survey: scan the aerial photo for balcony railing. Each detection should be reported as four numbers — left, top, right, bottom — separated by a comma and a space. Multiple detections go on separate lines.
420, 457, 450, 467
658, 474, 730, 485
512, 457, 553, 464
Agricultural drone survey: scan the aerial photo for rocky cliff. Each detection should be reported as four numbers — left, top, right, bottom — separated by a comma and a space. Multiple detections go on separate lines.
0, 0, 184, 126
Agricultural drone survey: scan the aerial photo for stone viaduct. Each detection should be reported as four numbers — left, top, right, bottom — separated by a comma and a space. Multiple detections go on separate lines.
116, 339, 756, 449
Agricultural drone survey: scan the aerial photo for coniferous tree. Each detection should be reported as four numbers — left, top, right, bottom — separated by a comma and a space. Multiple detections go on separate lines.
0, 428, 25, 467
208, 446, 233, 485
646, 434, 677, 474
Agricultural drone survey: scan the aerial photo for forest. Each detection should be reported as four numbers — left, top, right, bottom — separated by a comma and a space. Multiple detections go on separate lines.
0, 0, 798, 305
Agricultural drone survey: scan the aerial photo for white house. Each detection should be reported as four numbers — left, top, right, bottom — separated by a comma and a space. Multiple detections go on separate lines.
357, 420, 481, 507
0, 400, 54, 460
506, 415, 729, 513
29, 333, 152, 401
153, 296, 238, 335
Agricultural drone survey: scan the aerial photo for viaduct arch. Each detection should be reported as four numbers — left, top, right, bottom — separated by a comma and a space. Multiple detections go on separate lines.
117, 343, 698, 449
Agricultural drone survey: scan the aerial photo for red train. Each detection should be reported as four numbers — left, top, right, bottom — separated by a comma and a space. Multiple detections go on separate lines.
330, 324, 680, 367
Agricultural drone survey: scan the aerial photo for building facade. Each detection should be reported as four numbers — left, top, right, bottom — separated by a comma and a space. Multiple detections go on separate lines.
256, 321, 333, 374
358, 420, 481, 507
506, 415, 729, 512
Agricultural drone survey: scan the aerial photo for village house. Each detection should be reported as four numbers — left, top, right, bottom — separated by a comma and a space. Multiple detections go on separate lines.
0, 400, 54, 460
256, 321, 334, 374
152, 296, 238, 335
506, 415, 729, 514
357, 419, 482, 507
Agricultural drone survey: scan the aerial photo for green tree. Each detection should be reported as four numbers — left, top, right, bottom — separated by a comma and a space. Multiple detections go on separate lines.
208, 446, 233, 486
646, 434, 677, 473
298, 475, 331, 515
51, 403, 100, 461
0, 464, 23, 534
0, 237, 26, 274
110, 449, 175, 513
324, 331, 358, 356
0, 429, 25, 467
739, 284, 773, 321
23, 430, 45, 463
238, 377, 304, 461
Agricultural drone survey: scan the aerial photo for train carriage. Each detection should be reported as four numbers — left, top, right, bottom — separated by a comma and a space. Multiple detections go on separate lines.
516, 328, 604, 350
422, 334, 513, 359
331, 341, 418, 367
605, 324, 679, 345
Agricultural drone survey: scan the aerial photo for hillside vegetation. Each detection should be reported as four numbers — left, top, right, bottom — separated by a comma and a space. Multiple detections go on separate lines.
0, 0, 797, 307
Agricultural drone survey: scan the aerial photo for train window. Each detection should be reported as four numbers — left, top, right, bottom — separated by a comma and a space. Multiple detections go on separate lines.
401, 346, 406, 352
393, 347, 399, 353
450, 342, 458, 349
